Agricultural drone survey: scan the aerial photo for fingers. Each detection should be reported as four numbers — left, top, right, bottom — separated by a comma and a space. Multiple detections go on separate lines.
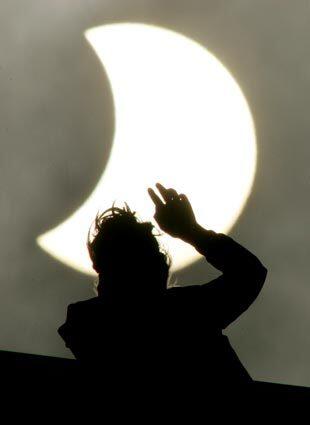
148, 187, 164, 207
168, 188, 179, 199
149, 183, 187, 207
156, 182, 179, 202
179, 193, 189, 203
179, 193, 192, 208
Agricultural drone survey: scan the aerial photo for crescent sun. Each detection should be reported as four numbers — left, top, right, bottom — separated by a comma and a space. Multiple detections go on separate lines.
37, 23, 257, 276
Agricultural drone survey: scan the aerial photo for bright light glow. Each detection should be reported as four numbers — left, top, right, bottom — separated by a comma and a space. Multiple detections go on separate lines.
37, 23, 256, 276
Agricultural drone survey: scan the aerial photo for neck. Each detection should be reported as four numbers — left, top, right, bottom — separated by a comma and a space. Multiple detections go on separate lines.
97, 273, 166, 299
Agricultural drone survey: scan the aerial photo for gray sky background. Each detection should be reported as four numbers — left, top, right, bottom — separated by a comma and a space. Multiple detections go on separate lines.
1, 0, 310, 386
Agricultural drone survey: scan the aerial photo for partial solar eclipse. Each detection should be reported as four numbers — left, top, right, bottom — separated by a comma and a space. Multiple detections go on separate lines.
37, 23, 256, 276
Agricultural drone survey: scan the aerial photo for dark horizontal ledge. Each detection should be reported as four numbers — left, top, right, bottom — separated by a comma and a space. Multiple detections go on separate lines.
0, 349, 309, 399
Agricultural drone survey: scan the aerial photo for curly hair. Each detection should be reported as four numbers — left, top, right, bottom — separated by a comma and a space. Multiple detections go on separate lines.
87, 202, 172, 293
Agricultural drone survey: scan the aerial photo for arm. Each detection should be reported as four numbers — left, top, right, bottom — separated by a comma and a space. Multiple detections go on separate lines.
182, 224, 267, 328
148, 182, 267, 329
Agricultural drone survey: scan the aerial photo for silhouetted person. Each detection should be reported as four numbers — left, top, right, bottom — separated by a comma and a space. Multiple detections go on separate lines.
58, 182, 267, 400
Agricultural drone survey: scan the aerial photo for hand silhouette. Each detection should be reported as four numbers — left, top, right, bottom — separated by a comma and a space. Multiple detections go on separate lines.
148, 183, 198, 240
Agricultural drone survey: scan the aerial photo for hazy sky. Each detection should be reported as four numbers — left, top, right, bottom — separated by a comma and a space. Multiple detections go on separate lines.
1, 0, 310, 387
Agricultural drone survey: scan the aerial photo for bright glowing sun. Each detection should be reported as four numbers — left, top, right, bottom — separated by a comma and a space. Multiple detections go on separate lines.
37, 23, 256, 276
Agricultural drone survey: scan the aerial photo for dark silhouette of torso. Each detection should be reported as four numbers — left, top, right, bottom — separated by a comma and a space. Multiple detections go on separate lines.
59, 230, 267, 394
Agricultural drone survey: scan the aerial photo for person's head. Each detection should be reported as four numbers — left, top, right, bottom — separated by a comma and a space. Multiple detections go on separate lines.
87, 202, 171, 296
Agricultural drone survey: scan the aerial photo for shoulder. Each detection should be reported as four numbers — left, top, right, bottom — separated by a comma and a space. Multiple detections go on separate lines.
65, 297, 103, 321
58, 297, 101, 339
165, 284, 203, 301
67, 297, 102, 311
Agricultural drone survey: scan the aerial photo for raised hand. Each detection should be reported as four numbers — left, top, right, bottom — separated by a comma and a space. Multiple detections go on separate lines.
147, 182, 198, 241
